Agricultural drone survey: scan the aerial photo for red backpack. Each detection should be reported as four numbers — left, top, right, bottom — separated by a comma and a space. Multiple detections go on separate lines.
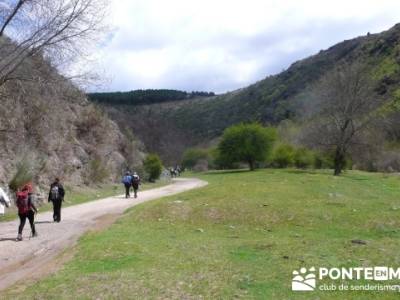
16, 191, 30, 214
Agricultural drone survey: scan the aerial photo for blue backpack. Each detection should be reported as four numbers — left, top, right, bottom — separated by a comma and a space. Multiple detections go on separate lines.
122, 175, 132, 185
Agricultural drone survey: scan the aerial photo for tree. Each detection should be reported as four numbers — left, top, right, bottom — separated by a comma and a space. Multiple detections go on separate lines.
218, 123, 276, 170
143, 154, 163, 182
0, 0, 107, 87
301, 63, 384, 175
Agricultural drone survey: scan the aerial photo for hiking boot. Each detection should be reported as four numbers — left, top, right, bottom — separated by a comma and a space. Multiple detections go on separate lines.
16, 234, 22, 242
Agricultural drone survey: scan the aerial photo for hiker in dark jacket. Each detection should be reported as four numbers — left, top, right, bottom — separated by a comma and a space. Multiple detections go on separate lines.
48, 178, 65, 222
131, 172, 141, 198
122, 172, 132, 198
16, 184, 38, 241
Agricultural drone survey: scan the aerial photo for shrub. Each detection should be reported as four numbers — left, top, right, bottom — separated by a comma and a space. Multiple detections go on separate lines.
272, 144, 295, 168
182, 148, 209, 169
294, 148, 315, 169
218, 123, 276, 170
314, 152, 334, 169
193, 159, 209, 172
210, 147, 236, 169
143, 154, 163, 182
9, 159, 34, 192
87, 157, 109, 184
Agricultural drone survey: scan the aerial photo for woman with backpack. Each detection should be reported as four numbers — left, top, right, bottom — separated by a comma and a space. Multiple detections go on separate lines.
16, 184, 38, 241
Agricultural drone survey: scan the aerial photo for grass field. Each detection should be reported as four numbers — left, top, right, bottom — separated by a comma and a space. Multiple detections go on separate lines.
4, 169, 400, 299
0, 180, 168, 223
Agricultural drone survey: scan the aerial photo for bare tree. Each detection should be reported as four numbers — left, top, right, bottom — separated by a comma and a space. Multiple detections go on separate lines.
0, 0, 107, 87
301, 63, 384, 175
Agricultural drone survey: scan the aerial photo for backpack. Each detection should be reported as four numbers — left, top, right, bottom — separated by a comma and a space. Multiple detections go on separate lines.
50, 185, 59, 201
132, 175, 140, 185
16, 191, 30, 214
122, 175, 131, 185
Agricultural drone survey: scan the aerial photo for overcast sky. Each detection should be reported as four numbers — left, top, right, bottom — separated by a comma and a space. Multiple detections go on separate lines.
96, 0, 400, 93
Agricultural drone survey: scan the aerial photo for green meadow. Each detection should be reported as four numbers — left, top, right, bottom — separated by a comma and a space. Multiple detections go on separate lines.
4, 169, 400, 299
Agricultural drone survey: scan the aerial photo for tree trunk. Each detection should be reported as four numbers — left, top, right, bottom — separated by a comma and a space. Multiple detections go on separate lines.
333, 147, 345, 176
248, 160, 255, 171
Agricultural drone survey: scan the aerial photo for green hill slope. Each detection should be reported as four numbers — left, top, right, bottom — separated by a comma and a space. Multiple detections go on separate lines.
94, 23, 400, 163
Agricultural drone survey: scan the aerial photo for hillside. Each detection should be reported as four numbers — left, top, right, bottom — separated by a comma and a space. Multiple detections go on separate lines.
0, 39, 144, 187
94, 23, 400, 164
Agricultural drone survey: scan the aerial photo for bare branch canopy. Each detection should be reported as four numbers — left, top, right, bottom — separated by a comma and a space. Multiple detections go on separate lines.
0, 0, 108, 87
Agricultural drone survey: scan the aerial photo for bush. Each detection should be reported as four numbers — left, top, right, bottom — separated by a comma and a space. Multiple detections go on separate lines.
209, 147, 235, 169
9, 159, 34, 192
193, 159, 209, 172
143, 154, 163, 182
87, 157, 109, 184
218, 123, 276, 170
182, 148, 209, 169
314, 152, 334, 169
294, 148, 315, 169
272, 144, 295, 168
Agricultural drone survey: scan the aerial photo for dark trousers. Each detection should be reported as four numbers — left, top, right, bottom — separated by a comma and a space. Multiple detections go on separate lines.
18, 210, 36, 235
124, 184, 131, 198
52, 199, 62, 222
132, 184, 139, 198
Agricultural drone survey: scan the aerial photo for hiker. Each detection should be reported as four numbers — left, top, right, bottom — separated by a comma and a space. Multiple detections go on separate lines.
122, 171, 132, 198
169, 167, 177, 178
48, 178, 65, 222
175, 165, 181, 177
131, 172, 141, 198
0, 187, 11, 215
16, 184, 38, 241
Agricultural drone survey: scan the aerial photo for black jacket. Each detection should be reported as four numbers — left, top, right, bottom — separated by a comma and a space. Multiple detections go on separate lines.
48, 182, 65, 202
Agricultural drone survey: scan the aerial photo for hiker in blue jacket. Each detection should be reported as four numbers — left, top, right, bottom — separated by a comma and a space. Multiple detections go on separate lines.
122, 172, 132, 198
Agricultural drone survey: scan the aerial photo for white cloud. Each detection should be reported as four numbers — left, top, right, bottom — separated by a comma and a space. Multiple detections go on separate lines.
95, 0, 400, 93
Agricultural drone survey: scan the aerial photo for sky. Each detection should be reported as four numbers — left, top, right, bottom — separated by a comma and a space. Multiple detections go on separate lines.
96, 0, 400, 93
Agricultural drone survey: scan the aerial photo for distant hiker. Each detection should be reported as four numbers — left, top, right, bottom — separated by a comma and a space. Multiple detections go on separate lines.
48, 178, 65, 222
131, 172, 141, 198
16, 184, 38, 241
0, 187, 11, 215
122, 172, 132, 198
175, 165, 181, 177
169, 167, 177, 178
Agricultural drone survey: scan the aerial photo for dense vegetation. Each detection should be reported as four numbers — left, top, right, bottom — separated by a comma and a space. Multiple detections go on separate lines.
97, 24, 400, 171
6, 169, 400, 299
88, 89, 215, 106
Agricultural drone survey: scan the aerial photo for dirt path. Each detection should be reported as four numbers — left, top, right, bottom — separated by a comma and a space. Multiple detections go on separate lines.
0, 178, 207, 291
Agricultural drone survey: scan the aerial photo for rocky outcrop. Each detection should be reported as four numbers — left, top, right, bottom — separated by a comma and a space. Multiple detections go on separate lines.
0, 46, 144, 187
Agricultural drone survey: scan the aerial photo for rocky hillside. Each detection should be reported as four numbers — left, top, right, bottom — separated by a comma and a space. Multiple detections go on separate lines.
94, 23, 400, 164
0, 44, 144, 187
